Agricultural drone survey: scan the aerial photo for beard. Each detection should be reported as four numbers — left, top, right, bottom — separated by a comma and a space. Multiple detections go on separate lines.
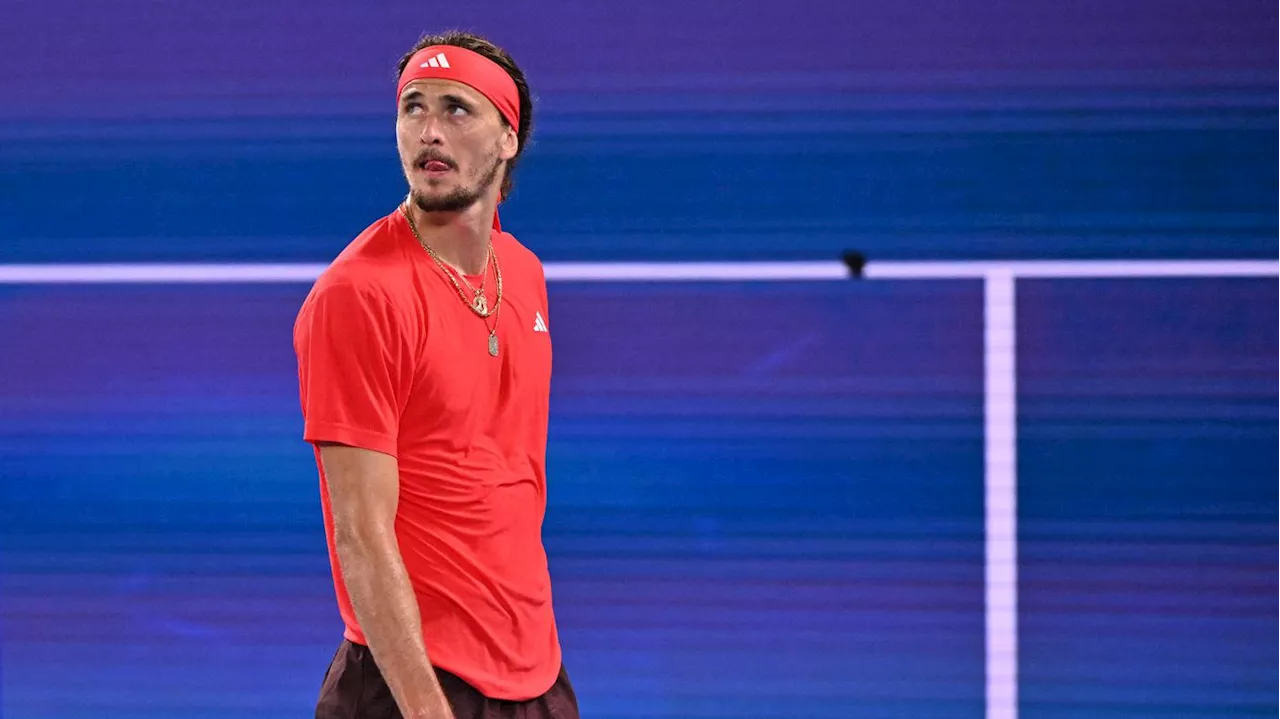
410, 151, 504, 214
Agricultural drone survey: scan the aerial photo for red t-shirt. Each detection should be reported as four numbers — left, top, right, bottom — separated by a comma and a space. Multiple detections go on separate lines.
292, 209, 560, 700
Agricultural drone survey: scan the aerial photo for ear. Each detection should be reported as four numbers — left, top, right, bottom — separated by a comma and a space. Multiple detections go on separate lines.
498, 125, 518, 161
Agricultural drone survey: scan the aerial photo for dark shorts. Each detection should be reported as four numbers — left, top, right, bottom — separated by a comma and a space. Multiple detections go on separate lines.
315, 640, 580, 719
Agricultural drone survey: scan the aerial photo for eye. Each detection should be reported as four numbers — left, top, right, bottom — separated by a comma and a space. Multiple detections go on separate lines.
403, 102, 423, 116
447, 103, 470, 117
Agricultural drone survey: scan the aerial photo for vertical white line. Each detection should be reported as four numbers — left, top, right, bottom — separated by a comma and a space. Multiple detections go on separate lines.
985, 271, 1018, 719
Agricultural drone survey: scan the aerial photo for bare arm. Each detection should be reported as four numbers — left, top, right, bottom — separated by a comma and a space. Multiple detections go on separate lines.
319, 443, 453, 719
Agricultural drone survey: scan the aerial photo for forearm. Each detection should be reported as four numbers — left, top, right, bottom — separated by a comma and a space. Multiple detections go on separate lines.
337, 533, 452, 719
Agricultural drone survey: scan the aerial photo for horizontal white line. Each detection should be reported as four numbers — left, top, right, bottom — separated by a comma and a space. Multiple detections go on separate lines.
864, 259, 1278, 279
0, 263, 329, 284
0, 262, 850, 284
0, 259, 1274, 284
544, 261, 849, 281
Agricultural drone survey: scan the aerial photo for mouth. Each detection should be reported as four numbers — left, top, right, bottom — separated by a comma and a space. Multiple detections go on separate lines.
416, 158, 454, 177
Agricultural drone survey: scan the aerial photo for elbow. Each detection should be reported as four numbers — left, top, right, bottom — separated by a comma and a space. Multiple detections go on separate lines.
332, 516, 396, 561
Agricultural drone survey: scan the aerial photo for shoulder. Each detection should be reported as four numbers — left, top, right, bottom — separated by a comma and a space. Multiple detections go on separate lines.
310, 212, 419, 301
297, 212, 418, 329
494, 231, 546, 282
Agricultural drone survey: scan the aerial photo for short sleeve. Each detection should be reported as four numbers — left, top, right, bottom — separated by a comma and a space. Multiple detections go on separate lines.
293, 280, 409, 457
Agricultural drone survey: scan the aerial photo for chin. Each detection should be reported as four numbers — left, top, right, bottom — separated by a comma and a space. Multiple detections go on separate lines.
411, 186, 449, 203
425, 176, 462, 191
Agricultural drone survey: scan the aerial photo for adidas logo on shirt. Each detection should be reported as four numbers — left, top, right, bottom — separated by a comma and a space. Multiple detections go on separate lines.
419, 53, 451, 69
533, 312, 548, 333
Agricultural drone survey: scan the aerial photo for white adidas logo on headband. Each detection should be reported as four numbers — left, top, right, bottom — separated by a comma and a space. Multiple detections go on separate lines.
419, 53, 451, 69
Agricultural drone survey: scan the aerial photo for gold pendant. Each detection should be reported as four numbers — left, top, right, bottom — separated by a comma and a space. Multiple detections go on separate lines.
488, 332, 499, 357
473, 293, 488, 314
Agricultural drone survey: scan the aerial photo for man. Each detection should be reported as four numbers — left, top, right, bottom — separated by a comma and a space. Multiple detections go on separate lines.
293, 31, 577, 719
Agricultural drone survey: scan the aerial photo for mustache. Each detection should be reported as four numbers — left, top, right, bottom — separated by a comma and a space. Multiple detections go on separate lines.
413, 150, 457, 168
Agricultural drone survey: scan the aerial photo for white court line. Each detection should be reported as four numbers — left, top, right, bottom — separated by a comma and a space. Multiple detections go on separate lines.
0, 259, 1274, 283
0, 257, 1274, 719
545, 261, 849, 281
0, 263, 329, 284
865, 259, 1279, 279
0, 261, 849, 284
984, 273, 1018, 719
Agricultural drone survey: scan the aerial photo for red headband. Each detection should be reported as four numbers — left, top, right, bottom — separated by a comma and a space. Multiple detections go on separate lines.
397, 45, 520, 130
397, 45, 519, 232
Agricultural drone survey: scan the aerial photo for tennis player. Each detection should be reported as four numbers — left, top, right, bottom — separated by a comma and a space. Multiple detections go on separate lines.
294, 30, 577, 719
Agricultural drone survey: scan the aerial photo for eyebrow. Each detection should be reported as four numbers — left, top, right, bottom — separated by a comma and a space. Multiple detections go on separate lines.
440, 93, 475, 109
399, 91, 477, 108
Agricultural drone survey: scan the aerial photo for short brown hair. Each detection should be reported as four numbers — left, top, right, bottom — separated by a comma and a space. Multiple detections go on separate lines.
397, 31, 534, 202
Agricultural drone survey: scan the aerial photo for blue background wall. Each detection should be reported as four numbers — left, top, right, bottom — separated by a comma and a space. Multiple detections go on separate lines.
2, 0, 1276, 263
0, 1, 1275, 717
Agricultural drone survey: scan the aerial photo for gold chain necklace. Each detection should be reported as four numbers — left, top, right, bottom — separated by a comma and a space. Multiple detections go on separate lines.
455, 258, 491, 314
400, 202, 504, 357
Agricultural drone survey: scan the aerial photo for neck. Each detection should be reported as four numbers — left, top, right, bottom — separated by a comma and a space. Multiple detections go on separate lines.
404, 197, 496, 276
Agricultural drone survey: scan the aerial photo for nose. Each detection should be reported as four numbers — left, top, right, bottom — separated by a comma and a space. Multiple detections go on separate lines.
418, 113, 446, 145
